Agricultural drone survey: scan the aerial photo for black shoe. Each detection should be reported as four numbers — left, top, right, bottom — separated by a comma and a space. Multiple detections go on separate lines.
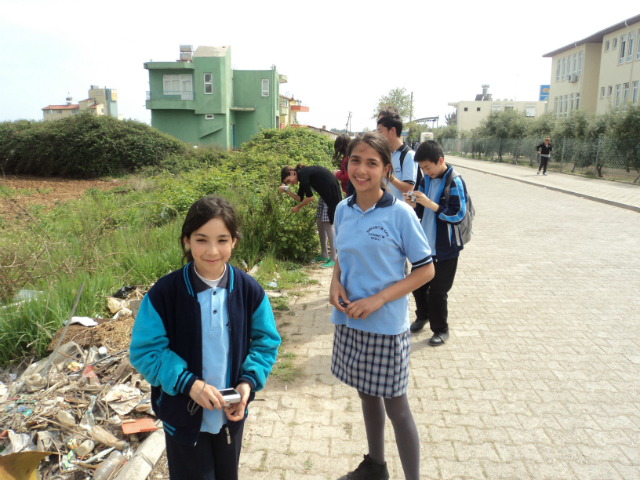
410, 318, 429, 333
428, 331, 449, 346
337, 454, 390, 480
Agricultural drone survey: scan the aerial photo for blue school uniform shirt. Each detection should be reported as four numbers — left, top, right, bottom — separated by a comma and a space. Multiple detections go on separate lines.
194, 265, 230, 435
388, 146, 418, 201
330, 190, 433, 335
419, 176, 443, 256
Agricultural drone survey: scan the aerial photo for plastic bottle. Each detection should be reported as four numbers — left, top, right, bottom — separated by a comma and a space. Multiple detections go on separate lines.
92, 450, 124, 480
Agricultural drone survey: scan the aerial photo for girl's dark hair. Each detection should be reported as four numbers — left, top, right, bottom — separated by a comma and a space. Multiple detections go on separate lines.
346, 132, 395, 183
415, 140, 444, 164
180, 196, 239, 264
333, 134, 351, 162
280, 163, 307, 183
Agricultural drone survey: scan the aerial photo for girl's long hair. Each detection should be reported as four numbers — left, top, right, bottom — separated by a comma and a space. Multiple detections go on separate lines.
333, 134, 351, 162
280, 163, 307, 183
180, 196, 239, 264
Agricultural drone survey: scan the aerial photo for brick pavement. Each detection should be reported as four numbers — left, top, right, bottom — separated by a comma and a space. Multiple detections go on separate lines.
445, 156, 640, 213
236, 167, 640, 480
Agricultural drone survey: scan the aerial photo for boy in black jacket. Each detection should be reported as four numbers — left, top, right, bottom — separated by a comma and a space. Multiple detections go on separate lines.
536, 137, 552, 175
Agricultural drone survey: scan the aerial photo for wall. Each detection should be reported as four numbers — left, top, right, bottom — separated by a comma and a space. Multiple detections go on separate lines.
450, 100, 547, 132
151, 109, 229, 147
43, 109, 78, 121
232, 69, 279, 146
548, 44, 601, 115
596, 20, 640, 114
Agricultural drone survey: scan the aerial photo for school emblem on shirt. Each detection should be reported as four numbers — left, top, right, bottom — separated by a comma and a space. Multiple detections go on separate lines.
367, 226, 389, 242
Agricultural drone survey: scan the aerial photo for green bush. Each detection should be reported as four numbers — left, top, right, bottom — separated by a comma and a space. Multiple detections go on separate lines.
0, 114, 187, 177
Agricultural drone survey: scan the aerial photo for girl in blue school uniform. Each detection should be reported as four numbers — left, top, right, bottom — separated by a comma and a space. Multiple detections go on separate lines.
329, 132, 435, 480
130, 197, 281, 480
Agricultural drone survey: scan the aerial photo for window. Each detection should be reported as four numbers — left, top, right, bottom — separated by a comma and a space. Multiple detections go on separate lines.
556, 59, 561, 81
576, 93, 580, 110
261, 79, 269, 97
615, 84, 621, 107
464, 107, 468, 111
570, 93, 574, 111
619, 35, 626, 64
608, 86, 613, 97
72, 110, 77, 114
204, 73, 213, 94
564, 95, 568, 115
559, 97, 563, 114
613, 37, 618, 48
578, 51, 583, 75
561, 57, 566, 80
633, 81, 639, 104
163, 74, 193, 99
477, 107, 481, 111
525, 105, 536, 117
623, 83, 630, 103
554, 97, 558, 114
605, 40, 610, 52
505, 105, 514, 111
601, 87, 606, 98
56, 110, 61, 114
205, 114, 214, 120
627, 33, 635, 62
637, 29, 640, 59
572, 53, 577, 74
492, 105, 501, 112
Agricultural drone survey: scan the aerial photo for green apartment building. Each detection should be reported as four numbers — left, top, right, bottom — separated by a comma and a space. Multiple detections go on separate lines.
145, 45, 287, 149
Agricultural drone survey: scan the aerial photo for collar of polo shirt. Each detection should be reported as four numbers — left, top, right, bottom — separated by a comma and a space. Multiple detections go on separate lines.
347, 189, 395, 209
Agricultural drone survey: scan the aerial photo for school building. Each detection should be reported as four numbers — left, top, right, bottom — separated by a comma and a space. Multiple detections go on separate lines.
42, 85, 119, 121
448, 85, 548, 133
144, 45, 287, 149
543, 14, 640, 117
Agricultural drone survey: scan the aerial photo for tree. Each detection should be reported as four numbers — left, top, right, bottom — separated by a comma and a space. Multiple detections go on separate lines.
445, 112, 457, 126
371, 87, 412, 121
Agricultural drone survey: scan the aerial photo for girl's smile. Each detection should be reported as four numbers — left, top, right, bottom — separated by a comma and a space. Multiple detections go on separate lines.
184, 218, 237, 280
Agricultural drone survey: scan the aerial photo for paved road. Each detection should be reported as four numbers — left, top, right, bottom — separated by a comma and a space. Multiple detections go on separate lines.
234, 167, 640, 479
446, 156, 640, 212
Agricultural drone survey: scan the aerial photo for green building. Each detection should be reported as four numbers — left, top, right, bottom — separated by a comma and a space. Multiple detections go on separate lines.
145, 45, 287, 149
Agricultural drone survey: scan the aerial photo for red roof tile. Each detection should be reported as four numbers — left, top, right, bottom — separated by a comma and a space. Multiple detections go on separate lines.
42, 105, 79, 110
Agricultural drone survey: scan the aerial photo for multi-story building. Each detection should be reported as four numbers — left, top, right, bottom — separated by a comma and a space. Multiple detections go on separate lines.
448, 85, 548, 133
42, 85, 119, 121
145, 45, 287, 149
544, 14, 640, 116
279, 94, 309, 128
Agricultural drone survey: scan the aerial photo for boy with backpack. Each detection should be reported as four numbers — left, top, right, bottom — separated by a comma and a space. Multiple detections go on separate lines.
405, 140, 473, 346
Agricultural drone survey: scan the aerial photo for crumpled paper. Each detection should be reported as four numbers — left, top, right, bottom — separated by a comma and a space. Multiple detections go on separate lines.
103, 385, 142, 415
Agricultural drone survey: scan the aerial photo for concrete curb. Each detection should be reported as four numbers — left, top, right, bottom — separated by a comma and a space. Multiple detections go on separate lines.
449, 162, 640, 214
115, 421, 165, 480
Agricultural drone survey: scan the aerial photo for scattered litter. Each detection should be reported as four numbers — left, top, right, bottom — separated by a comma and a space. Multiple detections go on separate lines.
113, 308, 132, 320
121, 418, 157, 435
104, 385, 142, 416
92, 450, 125, 480
268, 282, 278, 288
65, 316, 99, 327
112, 286, 136, 299
107, 297, 128, 315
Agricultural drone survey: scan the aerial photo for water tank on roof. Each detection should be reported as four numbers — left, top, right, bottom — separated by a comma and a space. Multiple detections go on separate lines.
66, 97, 73, 105
180, 45, 193, 52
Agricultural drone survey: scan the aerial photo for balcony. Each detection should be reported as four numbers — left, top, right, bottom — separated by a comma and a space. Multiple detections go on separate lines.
290, 104, 309, 112
146, 91, 196, 110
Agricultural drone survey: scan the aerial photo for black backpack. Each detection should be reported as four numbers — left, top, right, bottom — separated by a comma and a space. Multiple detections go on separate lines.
398, 144, 425, 219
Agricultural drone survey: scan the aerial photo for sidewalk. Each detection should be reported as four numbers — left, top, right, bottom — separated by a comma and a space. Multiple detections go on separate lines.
445, 156, 640, 213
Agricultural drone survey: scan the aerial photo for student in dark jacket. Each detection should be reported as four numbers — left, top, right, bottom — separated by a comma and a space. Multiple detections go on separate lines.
130, 197, 280, 480
280, 164, 342, 268
536, 137, 552, 176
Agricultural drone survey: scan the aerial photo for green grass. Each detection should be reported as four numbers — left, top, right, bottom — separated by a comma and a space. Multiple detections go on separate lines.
271, 351, 302, 383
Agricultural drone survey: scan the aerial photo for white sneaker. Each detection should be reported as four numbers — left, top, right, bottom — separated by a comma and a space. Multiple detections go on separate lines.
537, 171, 540, 175
543, 173, 547, 176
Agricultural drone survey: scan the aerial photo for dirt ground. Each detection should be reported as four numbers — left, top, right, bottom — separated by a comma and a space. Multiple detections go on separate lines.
0, 174, 118, 221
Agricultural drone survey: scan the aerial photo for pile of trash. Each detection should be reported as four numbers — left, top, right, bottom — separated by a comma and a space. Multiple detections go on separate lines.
0, 286, 154, 480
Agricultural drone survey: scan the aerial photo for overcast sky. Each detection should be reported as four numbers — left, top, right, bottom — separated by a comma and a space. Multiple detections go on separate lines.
2, 1, 639, 132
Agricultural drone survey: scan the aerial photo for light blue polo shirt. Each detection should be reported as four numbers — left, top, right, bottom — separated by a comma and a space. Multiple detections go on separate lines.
388, 146, 418, 201
419, 176, 444, 257
330, 191, 433, 335
194, 265, 230, 435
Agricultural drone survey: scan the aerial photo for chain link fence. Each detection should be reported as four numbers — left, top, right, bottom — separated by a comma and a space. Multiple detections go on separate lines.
440, 137, 640, 183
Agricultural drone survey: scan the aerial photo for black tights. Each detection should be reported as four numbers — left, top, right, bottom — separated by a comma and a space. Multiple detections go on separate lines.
358, 391, 420, 480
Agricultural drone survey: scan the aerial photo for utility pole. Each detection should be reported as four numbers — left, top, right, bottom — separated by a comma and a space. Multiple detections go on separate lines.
410, 92, 413, 122
345, 112, 352, 136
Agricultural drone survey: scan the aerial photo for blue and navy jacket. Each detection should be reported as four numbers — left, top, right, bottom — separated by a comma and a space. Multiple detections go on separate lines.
418, 165, 468, 261
130, 263, 280, 446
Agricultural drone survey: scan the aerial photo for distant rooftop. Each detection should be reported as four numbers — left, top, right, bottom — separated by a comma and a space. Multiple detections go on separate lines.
193, 46, 229, 58
42, 105, 79, 110
543, 14, 640, 57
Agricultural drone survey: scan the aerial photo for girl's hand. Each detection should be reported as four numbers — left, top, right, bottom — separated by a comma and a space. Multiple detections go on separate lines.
278, 185, 286, 193
344, 294, 384, 320
291, 205, 300, 213
224, 382, 251, 422
189, 380, 226, 410
333, 170, 340, 176
329, 278, 350, 313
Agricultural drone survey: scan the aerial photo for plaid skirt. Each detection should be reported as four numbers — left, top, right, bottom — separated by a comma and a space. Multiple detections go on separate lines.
331, 324, 411, 398
316, 197, 330, 223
